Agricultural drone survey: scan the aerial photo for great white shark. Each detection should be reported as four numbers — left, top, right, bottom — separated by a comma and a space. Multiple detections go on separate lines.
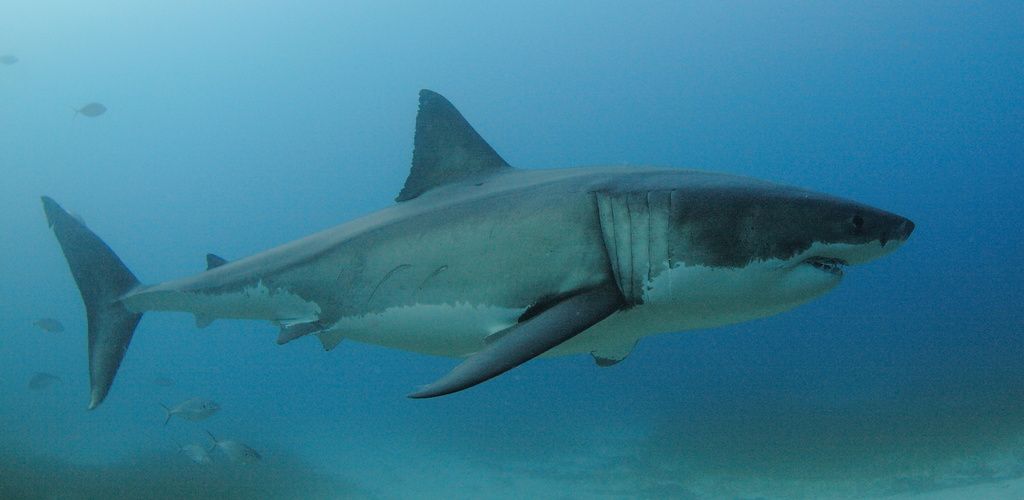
44, 89, 914, 409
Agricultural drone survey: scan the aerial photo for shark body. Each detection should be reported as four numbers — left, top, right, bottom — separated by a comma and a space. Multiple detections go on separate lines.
44, 90, 914, 408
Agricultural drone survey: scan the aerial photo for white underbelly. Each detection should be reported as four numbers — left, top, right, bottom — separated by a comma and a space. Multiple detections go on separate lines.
321, 302, 527, 358
319, 259, 841, 359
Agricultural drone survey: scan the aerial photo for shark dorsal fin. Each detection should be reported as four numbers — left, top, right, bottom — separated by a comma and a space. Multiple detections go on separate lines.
396, 90, 511, 202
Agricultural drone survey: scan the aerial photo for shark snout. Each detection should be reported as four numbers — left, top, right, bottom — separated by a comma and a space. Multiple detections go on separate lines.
880, 217, 914, 248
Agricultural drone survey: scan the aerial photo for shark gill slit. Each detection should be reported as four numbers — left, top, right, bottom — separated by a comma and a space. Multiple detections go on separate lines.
594, 192, 621, 291
622, 192, 630, 301
643, 191, 651, 293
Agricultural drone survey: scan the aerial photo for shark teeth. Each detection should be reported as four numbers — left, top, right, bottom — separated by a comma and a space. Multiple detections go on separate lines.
805, 256, 847, 275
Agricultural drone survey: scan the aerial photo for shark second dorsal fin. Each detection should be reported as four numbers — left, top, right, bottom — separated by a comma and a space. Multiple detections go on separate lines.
395, 90, 511, 202
206, 253, 229, 270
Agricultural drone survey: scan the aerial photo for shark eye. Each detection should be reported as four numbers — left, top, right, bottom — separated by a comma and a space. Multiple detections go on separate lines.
851, 214, 865, 230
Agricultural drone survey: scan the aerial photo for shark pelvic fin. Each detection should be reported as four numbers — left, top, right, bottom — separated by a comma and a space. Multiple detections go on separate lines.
396, 89, 511, 202
407, 282, 625, 398
590, 339, 638, 367
42, 196, 143, 410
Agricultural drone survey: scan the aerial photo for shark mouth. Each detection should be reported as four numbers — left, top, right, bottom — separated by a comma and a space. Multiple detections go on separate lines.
804, 256, 848, 275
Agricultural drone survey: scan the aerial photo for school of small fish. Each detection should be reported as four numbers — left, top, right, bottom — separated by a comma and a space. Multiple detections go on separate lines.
1, 54, 109, 119
26, 312, 260, 466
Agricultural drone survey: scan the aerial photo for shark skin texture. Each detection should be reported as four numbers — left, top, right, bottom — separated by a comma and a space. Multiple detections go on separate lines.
42, 89, 914, 409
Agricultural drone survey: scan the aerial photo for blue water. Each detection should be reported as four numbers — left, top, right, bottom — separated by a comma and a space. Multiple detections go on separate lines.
1, 2, 1021, 498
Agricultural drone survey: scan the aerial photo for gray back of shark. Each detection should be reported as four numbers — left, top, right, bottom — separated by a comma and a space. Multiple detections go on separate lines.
42, 89, 914, 409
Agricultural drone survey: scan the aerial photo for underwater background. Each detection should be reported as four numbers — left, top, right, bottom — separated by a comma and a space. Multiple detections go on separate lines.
1, 1, 1021, 499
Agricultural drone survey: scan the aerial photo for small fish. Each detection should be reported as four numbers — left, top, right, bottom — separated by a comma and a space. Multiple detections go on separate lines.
150, 376, 175, 387
174, 440, 213, 464
33, 318, 65, 333
27, 373, 61, 391
71, 102, 106, 119
160, 397, 221, 425
0, 55, 17, 65
207, 431, 261, 463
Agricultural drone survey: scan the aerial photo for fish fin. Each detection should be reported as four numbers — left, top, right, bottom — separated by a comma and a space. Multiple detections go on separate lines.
70, 106, 79, 120
42, 196, 143, 410
160, 403, 171, 426
206, 253, 228, 270
194, 315, 214, 329
407, 282, 624, 398
590, 339, 638, 367
483, 325, 514, 345
277, 321, 324, 345
317, 331, 344, 351
206, 430, 218, 445
395, 90, 512, 202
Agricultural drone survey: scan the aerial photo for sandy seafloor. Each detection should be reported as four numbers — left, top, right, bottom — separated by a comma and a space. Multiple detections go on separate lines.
7, 440, 1024, 500
6, 416, 1024, 500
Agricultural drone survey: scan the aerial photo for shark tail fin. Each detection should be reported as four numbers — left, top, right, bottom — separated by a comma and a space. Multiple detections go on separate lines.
42, 196, 143, 410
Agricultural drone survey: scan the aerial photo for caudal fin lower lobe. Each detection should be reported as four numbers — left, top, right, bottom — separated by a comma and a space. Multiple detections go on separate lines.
42, 196, 143, 409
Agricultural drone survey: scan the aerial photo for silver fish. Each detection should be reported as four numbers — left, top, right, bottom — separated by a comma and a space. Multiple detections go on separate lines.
174, 440, 213, 464
27, 372, 61, 391
71, 102, 106, 119
207, 431, 261, 463
33, 318, 64, 333
160, 397, 220, 425
150, 376, 175, 387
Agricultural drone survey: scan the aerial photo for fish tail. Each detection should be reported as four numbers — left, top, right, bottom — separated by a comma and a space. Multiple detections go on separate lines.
206, 430, 218, 445
70, 106, 79, 120
160, 403, 172, 426
42, 196, 143, 410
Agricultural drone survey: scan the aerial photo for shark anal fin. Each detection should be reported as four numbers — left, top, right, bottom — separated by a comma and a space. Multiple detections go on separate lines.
407, 282, 625, 399
590, 339, 638, 367
317, 332, 344, 351
195, 315, 215, 329
277, 321, 324, 345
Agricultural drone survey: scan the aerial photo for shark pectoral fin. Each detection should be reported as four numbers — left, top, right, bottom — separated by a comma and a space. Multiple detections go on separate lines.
42, 197, 143, 410
590, 339, 638, 367
407, 282, 625, 399
276, 321, 324, 345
